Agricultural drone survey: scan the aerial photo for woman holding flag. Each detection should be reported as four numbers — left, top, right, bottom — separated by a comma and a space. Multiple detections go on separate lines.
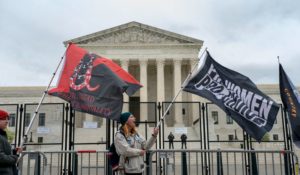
114, 112, 159, 175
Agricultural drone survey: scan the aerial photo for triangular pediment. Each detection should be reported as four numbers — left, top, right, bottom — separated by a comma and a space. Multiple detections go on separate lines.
65, 21, 203, 45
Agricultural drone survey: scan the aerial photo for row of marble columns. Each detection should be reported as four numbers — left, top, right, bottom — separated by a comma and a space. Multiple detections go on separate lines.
120, 58, 199, 125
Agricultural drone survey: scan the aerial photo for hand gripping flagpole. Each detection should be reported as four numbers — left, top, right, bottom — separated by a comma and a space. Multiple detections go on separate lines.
19, 44, 69, 151
156, 48, 207, 128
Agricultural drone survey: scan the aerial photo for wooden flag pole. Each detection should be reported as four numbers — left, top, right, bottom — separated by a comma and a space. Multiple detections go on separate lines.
155, 48, 207, 128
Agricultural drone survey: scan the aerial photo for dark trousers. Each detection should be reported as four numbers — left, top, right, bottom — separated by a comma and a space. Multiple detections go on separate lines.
169, 141, 174, 149
181, 142, 187, 149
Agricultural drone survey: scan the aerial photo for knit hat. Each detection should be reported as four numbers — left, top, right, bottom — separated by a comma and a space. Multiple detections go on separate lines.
0, 109, 9, 120
120, 112, 132, 125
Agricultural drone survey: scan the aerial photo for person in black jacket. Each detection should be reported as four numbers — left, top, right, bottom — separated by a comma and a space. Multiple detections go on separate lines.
168, 132, 175, 149
0, 109, 21, 175
180, 133, 187, 149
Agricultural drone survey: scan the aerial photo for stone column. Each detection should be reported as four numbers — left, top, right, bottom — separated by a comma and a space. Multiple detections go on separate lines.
190, 59, 201, 123
156, 59, 165, 103
120, 59, 130, 112
173, 59, 182, 125
139, 59, 148, 121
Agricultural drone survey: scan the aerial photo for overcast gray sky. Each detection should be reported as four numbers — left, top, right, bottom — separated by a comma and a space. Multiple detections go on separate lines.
1, 0, 299, 87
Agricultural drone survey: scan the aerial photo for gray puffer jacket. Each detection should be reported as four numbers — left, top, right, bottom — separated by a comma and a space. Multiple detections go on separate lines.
114, 130, 156, 174
0, 129, 18, 175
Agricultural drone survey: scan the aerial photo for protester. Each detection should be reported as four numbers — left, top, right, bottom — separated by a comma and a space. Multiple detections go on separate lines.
180, 133, 187, 149
0, 109, 22, 175
168, 132, 175, 149
114, 112, 159, 175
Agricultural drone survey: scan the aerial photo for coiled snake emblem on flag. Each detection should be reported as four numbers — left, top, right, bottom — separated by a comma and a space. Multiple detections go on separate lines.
70, 54, 100, 91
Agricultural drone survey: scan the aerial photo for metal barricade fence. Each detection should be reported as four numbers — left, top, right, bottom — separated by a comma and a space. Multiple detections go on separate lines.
17, 149, 299, 175
18, 150, 109, 175
18, 151, 48, 175
148, 149, 299, 175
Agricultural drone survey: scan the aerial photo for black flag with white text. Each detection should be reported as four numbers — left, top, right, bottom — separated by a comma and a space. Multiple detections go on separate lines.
183, 51, 279, 141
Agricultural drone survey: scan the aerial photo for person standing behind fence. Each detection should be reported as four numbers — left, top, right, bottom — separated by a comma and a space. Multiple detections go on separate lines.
168, 132, 175, 149
180, 133, 187, 149
0, 109, 22, 175
114, 112, 159, 175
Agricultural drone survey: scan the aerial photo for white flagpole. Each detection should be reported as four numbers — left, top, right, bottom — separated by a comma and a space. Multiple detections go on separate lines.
156, 48, 207, 128
19, 45, 69, 148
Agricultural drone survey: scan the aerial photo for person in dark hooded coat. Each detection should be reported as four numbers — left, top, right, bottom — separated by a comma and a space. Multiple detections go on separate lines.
0, 109, 21, 175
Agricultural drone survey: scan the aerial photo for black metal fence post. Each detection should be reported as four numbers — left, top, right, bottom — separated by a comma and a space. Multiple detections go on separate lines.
217, 151, 223, 175
33, 153, 41, 175
146, 152, 151, 175
68, 106, 74, 175
18, 104, 24, 147
72, 153, 78, 175
181, 152, 188, 175
107, 119, 112, 175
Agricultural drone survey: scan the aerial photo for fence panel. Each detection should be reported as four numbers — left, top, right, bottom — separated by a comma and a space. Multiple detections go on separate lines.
18, 150, 109, 175
149, 149, 299, 175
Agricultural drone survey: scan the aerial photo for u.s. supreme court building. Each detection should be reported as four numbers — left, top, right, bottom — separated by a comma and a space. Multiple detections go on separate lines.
0, 21, 294, 153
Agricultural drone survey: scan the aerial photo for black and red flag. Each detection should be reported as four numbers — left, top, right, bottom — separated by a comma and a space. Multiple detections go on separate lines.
48, 43, 142, 121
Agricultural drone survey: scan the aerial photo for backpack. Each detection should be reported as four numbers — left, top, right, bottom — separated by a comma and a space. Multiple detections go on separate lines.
108, 131, 126, 171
